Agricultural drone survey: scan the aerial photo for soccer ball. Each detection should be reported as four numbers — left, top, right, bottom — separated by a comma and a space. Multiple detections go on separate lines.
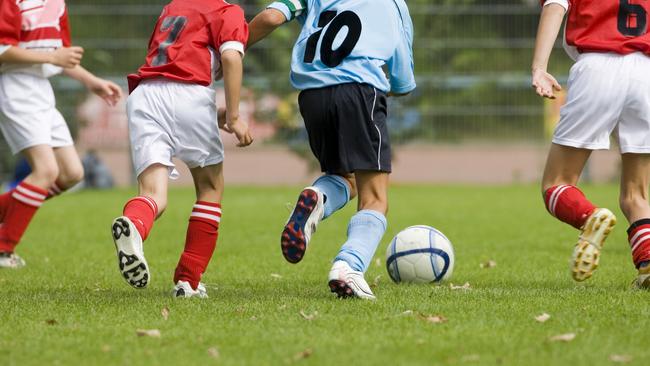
385, 225, 455, 284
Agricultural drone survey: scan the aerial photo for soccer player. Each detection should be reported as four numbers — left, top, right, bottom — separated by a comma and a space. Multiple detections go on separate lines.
248, 0, 416, 299
532, 0, 650, 286
0, 0, 122, 268
110, 0, 252, 298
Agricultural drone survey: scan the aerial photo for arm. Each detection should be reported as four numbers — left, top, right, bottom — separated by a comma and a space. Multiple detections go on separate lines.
248, 9, 286, 48
64, 65, 123, 106
531, 3, 567, 99
386, 7, 416, 97
221, 50, 253, 147
0, 46, 83, 68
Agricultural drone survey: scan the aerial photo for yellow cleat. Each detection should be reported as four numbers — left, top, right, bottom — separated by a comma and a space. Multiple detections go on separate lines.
571, 208, 617, 282
634, 265, 650, 289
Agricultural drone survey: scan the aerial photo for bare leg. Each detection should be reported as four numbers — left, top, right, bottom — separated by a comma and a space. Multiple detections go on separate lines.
136, 164, 169, 216
22, 145, 60, 189
619, 153, 650, 223
541, 143, 592, 192
52, 146, 84, 190
355, 171, 389, 214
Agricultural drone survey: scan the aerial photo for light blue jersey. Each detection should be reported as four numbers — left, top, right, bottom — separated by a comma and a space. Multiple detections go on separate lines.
267, 0, 416, 94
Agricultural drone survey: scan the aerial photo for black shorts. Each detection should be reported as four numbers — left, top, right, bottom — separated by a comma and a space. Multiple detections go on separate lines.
298, 83, 391, 174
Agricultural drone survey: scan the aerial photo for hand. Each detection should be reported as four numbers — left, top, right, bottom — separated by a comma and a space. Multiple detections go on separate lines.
222, 115, 253, 147
50, 46, 84, 68
88, 78, 123, 106
217, 107, 227, 130
532, 68, 562, 99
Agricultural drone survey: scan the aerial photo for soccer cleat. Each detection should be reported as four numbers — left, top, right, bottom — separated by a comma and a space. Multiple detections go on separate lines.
633, 264, 650, 289
172, 281, 208, 298
571, 208, 616, 282
0, 252, 25, 269
111, 216, 150, 289
280, 187, 324, 263
328, 260, 376, 300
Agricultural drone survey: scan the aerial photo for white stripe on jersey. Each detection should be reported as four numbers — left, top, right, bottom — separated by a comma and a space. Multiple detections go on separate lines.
18, 39, 63, 50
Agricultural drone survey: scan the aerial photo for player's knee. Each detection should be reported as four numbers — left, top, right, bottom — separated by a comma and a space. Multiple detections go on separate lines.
58, 165, 84, 189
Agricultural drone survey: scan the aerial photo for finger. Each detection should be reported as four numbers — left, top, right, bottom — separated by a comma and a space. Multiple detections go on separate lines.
536, 86, 544, 96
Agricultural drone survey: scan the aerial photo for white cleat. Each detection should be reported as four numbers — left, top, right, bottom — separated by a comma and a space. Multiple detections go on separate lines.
172, 281, 208, 298
572, 208, 616, 282
111, 216, 150, 289
280, 186, 325, 263
0, 252, 25, 269
328, 260, 376, 300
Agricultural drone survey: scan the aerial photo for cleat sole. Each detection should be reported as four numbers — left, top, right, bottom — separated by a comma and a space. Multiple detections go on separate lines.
328, 279, 355, 298
280, 189, 319, 264
112, 217, 150, 289
571, 209, 616, 282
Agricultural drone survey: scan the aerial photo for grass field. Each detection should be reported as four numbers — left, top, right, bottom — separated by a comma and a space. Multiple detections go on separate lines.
1, 184, 649, 365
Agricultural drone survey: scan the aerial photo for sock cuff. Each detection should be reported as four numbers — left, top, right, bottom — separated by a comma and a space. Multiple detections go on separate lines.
353, 209, 387, 230
190, 201, 221, 227
627, 218, 650, 235
12, 182, 47, 207
544, 184, 578, 215
314, 174, 351, 200
125, 196, 158, 217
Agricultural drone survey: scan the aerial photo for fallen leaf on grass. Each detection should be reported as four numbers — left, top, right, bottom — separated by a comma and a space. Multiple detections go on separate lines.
299, 310, 318, 321
417, 313, 447, 324
136, 329, 161, 338
371, 275, 381, 288
609, 354, 633, 363
480, 260, 497, 269
549, 333, 576, 342
207, 347, 220, 359
461, 354, 480, 362
375, 258, 382, 267
101, 345, 111, 353
535, 313, 551, 323
250, 316, 258, 321
450, 282, 471, 290
398, 310, 414, 317
270, 273, 282, 279
161, 306, 170, 321
292, 348, 313, 362
45, 319, 58, 325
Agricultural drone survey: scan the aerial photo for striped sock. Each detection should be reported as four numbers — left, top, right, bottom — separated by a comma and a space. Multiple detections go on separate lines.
628, 219, 650, 269
123, 196, 158, 241
174, 201, 221, 290
0, 182, 47, 252
544, 185, 596, 229
46, 182, 64, 200
0, 190, 12, 222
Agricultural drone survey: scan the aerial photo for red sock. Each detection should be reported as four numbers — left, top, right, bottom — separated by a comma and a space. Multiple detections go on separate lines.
174, 201, 221, 289
123, 196, 158, 241
0, 182, 47, 252
46, 182, 64, 200
628, 219, 650, 268
0, 190, 12, 222
544, 185, 596, 229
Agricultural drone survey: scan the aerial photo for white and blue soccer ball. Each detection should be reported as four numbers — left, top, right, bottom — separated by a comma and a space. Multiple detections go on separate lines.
385, 225, 455, 284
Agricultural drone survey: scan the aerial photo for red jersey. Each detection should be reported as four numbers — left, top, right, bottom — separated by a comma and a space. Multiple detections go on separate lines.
0, 0, 72, 77
544, 0, 650, 57
128, 0, 248, 92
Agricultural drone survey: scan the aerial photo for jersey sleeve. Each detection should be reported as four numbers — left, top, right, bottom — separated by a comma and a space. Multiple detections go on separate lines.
387, 1, 416, 94
59, 7, 72, 47
209, 5, 249, 55
0, 0, 22, 50
541, 0, 569, 11
267, 0, 307, 22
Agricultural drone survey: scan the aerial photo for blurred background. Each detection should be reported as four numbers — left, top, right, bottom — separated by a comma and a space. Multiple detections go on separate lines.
0, 0, 621, 189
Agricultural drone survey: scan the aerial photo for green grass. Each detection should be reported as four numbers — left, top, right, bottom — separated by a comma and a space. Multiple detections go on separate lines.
1, 185, 649, 365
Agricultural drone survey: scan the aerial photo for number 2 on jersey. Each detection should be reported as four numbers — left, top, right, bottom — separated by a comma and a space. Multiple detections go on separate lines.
303, 10, 362, 67
618, 0, 648, 37
152, 16, 187, 66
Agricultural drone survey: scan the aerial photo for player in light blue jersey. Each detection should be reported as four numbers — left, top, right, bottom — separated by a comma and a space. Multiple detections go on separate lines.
249, 0, 416, 300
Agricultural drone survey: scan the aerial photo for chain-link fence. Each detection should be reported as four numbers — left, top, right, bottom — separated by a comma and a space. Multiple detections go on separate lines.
0, 0, 574, 179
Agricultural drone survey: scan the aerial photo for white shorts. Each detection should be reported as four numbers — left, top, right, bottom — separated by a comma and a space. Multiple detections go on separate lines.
0, 73, 73, 154
127, 79, 224, 179
554, 52, 650, 153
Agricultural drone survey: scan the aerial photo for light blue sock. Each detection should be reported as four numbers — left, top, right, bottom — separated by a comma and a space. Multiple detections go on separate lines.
334, 210, 387, 272
312, 175, 350, 220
